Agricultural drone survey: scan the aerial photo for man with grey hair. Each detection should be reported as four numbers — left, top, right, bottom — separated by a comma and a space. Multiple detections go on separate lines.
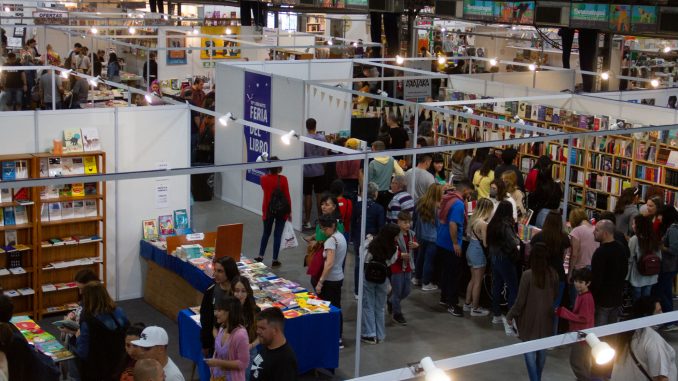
386, 175, 414, 224
351, 181, 386, 297
591, 219, 628, 326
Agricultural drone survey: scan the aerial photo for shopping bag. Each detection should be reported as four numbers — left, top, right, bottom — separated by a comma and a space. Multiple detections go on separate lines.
282, 221, 298, 250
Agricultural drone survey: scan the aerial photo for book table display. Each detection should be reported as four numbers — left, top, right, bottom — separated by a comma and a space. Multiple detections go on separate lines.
11, 315, 74, 362
139, 240, 340, 380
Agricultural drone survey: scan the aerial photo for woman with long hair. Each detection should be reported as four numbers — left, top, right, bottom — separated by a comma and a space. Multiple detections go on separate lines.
361, 224, 401, 344
473, 156, 498, 199
231, 277, 260, 381
107, 52, 120, 82
205, 296, 250, 381
414, 184, 443, 290
351, 182, 385, 296
627, 215, 660, 301
502, 171, 526, 218
507, 242, 558, 381
528, 155, 562, 228
304, 193, 345, 243
467, 147, 489, 181
428, 154, 447, 184
486, 200, 521, 322
449, 150, 467, 183
75, 282, 129, 381
464, 198, 493, 316
490, 178, 517, 221
200, 256, 240, 356
614, 187, 640, 238
256, 156, 291, 267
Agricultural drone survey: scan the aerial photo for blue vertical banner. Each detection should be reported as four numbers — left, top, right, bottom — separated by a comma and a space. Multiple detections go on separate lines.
244, 72, 272, 184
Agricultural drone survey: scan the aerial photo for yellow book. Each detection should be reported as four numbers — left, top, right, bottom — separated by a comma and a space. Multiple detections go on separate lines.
71, 183, 85, 197
83, 157, 97, 175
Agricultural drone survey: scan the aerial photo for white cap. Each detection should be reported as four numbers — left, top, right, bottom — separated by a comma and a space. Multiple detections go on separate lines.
131, 326, 169, 347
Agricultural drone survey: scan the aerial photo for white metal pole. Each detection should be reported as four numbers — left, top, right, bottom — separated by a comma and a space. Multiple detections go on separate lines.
354, 151, 369, 378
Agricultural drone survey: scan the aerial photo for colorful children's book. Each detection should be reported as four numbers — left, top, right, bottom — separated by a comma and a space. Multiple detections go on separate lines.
13, 205, 27, 225
14, 160, 28, 179
158, 215, 175, 236
174, 209, 189, 234
84, 183, 97, 195
71, 183, 85, 197
63, 128, 84, 153
61, 158, 75, 176
81, 128, 101, 152
59, 184, 72, 197
3, 207, 15, 225
48, 202, 62, 221
39, 158, 48, 177
83, 157, 97, 175
143, 219, 159, 240
1, 161, 15, 181
13, 188, 29, 202
48, 157, 62, 177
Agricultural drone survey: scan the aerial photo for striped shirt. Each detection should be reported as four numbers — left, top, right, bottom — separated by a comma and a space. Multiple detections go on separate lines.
387, 191, 415, 223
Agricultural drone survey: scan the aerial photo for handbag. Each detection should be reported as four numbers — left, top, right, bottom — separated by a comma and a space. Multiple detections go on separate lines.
281, 221, 298, 250
630, 345, 653, 381
364, 260, 389, 284
307, 237, 335, 280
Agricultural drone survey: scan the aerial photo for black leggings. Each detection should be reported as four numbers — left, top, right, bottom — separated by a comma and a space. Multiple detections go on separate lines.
319, 279, 343, 338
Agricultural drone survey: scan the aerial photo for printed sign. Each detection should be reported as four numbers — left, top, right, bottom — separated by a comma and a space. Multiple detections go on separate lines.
463, 0, 495, 21
200, 26, 241, 60
609, 4, 631, 33
494, 1, 535, 24
166, 31, 188, 65
570, 3, 609, 29
404, 60, 432, 101
32, 10, 68, 25
631, 5, 657, 33
244, 72, 272, 185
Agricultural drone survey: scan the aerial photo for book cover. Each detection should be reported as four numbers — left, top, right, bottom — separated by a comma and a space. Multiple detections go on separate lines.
518, 102, 528, 119
39, 158, 48, 177
3, 207, 14, 225
83, 157, 97, 175
174, 209, 189, 234
72, 200, 85, 218
63, 128, 84, 153
545, 107, 553, 122
48, 202, 62, 221
81, 128, 101, 152
71, 157, 85, 175
1, 161, 15, 181
61, 202, 74, 219
143, 219, 159, 240
61, 158, 74, 176
13, 205, 27, 225
13, 188, 29, 202
537, 105, 546, 121
48, 157, 62, 177
4, 230, 17, 246
40, 204, 49, 222
0, 208, 3, 226
158, 215, 175, 236
71, 183, 85, 197
84, 183, 97, 196
84, 200, 97, 217
0, 189, 11, 203
14, 160, 28, 179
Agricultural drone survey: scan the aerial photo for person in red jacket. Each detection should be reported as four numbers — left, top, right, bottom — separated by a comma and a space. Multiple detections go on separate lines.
556, 267, 595, 381
256, 156, 291, 267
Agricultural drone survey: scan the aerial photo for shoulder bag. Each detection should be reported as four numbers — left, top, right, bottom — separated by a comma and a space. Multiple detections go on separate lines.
365, 259, 389, 284
307, 236, 335, 280
630, 345, 653, 381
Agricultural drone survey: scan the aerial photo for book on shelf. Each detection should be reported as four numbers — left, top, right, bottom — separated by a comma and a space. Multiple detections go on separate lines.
61, 202, 74, 219
0, 268, 8, 276
14, 205, 27, 225
15, 160, 28, 179
72, 200, 85, 218
71, 183, 85, 197
4, 230, 17, 246
84, 200, 97, 217
83, 156, 97, 175
3, 207, 15, 225
41, 284, 57, 292
13, 187, 29, 202
48, 157, 62, 177
81, 127, 101, 152
61, 158, 75, 176
63, 128, 84, 153
48, 202, 62, 221
39, 158, 48, 177
0, 188, 10, 203
1, 161, 15, 181
40, 204, 49, 222
71, 157, 85, 175
84, 183, 97, 196
17, 287, 34, 296
59, 184, 72, 197
3, 290, 19, 298
174, 209, 189, 235
9, 266, 25, 275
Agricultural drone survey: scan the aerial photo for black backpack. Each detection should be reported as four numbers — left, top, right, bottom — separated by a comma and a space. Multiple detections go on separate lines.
268, 176, 290, 219
365, 260, 389, 284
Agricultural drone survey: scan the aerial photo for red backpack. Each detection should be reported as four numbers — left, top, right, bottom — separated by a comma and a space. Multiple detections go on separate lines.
638, 250, 661, 276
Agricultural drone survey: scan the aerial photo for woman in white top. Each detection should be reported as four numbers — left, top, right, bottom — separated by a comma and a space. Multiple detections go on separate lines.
627, 215, 661, 301
464, 198, 494, 316
502, 171, 526, 219
490, 178, 518, 222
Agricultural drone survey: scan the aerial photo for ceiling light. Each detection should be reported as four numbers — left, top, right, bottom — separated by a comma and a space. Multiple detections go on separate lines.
129, 26, 136, 34
420, 357, 451, 381
226, 28, 232, 35
60, 69, 72, 79
664, 46, 671, 53
438, 56, 446, 65
4, 6, 10, 12
651, 79, 660, 88
256, 152, 269, 162
600, 71, 609, 80
192, 28, 200, 35
528, 63, 536, 71
145, 93, 153, 103
218, 112, 235, 127
281, 130, 297, 145
463, 106, 474, 114
327, 39, 333, 46
395, 55, 404, 65
91, 27, 98, 34
489, 58, 498, 66
584, 333, 615, 365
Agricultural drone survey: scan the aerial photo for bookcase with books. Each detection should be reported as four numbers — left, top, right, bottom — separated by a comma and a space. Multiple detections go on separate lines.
33, 151, 106, 318
0, 154, 37, 316
429, 89, 678, 219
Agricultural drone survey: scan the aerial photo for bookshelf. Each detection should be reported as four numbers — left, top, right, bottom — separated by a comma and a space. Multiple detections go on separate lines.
0, 154, 37, 317
427, 91, 678, 219
33, 151, 106, 319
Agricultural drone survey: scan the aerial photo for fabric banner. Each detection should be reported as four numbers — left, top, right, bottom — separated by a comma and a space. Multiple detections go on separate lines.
244, 72, 272, 184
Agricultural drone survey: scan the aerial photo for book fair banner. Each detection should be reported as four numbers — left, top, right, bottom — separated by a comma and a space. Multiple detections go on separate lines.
570, 3, 609, 29
609, 4, 631, 33
494, 1, 535, 24
631, 5, 657, 33
463, 0, 495, 21
244, 72, 272, 185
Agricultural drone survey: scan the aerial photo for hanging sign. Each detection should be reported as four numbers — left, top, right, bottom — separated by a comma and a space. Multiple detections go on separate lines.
243, 72, 272, 185
403, 60, 432, 101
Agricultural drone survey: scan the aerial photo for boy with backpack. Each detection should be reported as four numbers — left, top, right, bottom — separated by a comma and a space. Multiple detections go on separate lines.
390, 211, 418, 325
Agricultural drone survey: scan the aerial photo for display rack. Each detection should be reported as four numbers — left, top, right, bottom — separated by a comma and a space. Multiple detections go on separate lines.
0, 154, 37, 317
33, 151, 106, 319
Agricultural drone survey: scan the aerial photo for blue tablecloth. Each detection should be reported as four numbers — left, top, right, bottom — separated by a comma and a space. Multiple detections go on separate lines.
140, 240, 340, 377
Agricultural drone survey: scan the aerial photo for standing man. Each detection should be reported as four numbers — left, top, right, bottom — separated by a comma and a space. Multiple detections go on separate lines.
39, 69, 64, 110
404, 153, 434, 202
368, 140, 404, 210
132, 326, 185, 381
251, 307, 298, 381
436, 180, 474, 317
143, 52, 158, 84
66, 43, 82, 70
302, 118, 328, 229
93, 50, 105, 77
591, 219, 628, 325
1, 52, 27, 111
386, 175, 415, 224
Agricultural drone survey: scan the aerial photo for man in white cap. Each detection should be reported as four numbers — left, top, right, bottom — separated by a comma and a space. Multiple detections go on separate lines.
132, 326, 185, 381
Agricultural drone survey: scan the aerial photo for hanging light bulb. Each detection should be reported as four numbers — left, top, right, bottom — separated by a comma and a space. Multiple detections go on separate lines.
218, 112, 235, 127
438, 55, 446, 65
585, 333, 615, 365
226, 28, 232, 35
281, 130, 296, 145
91, 27, 98, 34
420, 357, 451, 381
651, 79, 660, 88
489, 58, 498, 66
129, 26, 136, 34
395, 55, 404, 65
528, 63, 536, 71
600, 71, 610, 80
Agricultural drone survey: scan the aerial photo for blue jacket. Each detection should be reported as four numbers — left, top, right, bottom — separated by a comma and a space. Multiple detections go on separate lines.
75, 307, 128, 359
352, 198, 385, 242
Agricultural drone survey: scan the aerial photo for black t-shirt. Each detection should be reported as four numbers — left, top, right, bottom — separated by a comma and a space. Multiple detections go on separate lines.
251, 342, 298, 381
3, 62, 24, 88
388, 126, 409, 150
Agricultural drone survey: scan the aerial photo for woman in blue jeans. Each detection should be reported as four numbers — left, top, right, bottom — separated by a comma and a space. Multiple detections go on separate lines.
486, 201, 520, 322
628, 215, 660, 301
414, 184, 443, 291
352, 182, 385, 296
360, 224, 400, 344
256, 157, 291, 267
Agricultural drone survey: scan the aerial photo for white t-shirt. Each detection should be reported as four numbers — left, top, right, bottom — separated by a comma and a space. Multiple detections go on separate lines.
164, 357, 185, 381
491, 194, 518, 222
611, 327, 677, 381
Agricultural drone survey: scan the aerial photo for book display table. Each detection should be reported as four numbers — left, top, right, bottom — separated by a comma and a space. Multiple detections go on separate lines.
11, 315, 74, 362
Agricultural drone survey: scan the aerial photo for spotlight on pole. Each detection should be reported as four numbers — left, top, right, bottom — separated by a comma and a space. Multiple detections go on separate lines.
281, 130, 297, 145
583, 333, 615, 365
420, 357, 451, 381
651, 79, 660, 88
600, 71, 610, 80
528, 63, 536, 71
218, 112, 236, 127
463, 106, 474, 114
395, 55, 404, 65
91, 27, 98, 34
489, 58, 498, 66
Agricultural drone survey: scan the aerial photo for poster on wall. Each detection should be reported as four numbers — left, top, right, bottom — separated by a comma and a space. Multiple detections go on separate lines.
166, 31, 187, 65
570, 3, 608, 29
404, 61, 432, 101
631, 5, 657, 33
346, 0, 367, 8
321, 0, 346, 8
609, 5, 631, 33
463, 0, 494, 21
494, 1, 535, 24
243, 72, 272, 185
200, 26, 241, 60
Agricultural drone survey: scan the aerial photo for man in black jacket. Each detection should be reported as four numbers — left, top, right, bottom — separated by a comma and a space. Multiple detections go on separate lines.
199, 256, 240, 356
591, 219, 629, 326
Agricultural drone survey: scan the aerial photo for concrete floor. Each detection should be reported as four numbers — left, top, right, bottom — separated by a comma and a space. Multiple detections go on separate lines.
41, 198, 678, 380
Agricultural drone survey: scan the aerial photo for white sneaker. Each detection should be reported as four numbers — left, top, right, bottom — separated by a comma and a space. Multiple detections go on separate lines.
303, 222, 313, 229
462, 303, 472, 312
421, 283, 438, 291
411, 277, 421, 286
503, 317, 518, 337
492, 315, 505, 324
471, 307, 490, 317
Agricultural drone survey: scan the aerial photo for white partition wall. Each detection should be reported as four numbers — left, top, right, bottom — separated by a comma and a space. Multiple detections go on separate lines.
0, 111, 37, 154
307, 60, 353, 135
